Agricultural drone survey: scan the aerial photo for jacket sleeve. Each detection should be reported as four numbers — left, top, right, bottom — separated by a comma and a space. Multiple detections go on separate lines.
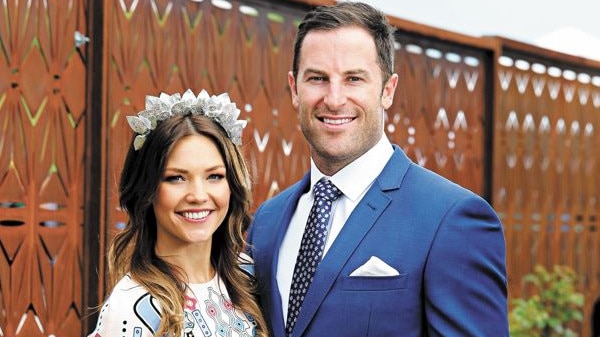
424, 194, 509, 336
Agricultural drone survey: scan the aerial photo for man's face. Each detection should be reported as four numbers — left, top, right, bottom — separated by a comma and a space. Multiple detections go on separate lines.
289, 26, 398, 175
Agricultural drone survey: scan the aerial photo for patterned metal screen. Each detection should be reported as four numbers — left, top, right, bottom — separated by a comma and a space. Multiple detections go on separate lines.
0, 0, 88, 336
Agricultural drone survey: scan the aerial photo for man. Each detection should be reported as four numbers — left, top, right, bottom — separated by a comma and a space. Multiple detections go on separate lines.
247, 2, 508, 336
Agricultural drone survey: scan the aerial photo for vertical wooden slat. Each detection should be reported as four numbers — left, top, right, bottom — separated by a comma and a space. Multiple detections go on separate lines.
82, 0, 105, 333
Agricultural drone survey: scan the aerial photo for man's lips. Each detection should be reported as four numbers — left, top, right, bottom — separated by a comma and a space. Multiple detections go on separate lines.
320, 117, 354, 125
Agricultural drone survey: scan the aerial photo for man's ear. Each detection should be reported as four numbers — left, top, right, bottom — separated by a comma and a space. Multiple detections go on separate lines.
382, 73, 398, 109
288, 71, 299, 108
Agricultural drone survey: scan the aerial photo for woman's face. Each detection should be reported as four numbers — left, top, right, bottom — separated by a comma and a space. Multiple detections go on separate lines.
153, 134, 231, 254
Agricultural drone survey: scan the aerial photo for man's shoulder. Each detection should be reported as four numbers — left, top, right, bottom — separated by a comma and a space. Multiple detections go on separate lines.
399, 158, 480, 201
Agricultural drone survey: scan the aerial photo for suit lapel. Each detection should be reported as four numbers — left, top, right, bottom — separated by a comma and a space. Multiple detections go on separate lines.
291, 190, 391, 336
256, 174, 310, 337
290, 147, 411, 337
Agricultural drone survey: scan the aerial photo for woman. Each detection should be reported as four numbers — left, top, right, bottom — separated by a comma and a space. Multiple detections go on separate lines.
89, 89, 267, 337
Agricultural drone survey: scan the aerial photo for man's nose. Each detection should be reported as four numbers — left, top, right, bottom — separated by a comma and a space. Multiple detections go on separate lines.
323, 82, 347, 110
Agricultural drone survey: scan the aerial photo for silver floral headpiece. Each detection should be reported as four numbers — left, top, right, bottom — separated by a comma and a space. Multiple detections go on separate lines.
126, 89, 247, 150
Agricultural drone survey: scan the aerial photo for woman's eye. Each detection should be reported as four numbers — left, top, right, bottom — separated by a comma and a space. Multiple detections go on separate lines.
208, 174, 225, 181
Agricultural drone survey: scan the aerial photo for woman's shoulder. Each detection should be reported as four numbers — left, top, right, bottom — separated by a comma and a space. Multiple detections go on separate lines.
89, 276, 158, 337
112, 274, 146, 293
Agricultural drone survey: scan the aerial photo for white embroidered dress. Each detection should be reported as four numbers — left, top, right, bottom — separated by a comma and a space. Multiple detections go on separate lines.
88, 273, 256, 337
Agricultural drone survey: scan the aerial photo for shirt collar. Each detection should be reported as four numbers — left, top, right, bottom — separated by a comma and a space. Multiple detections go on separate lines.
310, 135, 394, 201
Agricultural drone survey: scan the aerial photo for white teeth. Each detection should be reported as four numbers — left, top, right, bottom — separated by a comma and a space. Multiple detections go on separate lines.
323, 118, 352, 125
181, 211, 209, 220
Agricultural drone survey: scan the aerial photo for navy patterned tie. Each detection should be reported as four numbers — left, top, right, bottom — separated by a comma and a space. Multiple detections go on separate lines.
286, 178, 342, 336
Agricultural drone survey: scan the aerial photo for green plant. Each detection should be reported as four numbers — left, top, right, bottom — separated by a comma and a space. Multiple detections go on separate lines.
509, 265, 585, 337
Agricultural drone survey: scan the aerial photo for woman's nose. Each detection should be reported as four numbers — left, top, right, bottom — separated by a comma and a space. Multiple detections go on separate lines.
185, 182, 208, 202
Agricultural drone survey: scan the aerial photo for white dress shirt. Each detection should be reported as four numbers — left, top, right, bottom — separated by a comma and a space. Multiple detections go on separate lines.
277, 135, 394, 321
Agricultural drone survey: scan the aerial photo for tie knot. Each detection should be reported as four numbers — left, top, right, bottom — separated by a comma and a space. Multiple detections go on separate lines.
313, 178, 342, 201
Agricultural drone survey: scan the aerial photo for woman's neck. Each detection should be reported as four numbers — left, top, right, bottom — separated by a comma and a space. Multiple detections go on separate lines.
155, 243, 215, 283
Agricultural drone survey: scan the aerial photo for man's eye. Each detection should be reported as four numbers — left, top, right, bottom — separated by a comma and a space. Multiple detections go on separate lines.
348, 76, 362, 82
164, 175, 184, 182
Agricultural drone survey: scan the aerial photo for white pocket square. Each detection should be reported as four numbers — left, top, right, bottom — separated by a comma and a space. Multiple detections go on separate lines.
349, 256, 400, 277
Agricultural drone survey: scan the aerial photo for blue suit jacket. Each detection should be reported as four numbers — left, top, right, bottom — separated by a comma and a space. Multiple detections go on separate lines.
247, 146, 508, 337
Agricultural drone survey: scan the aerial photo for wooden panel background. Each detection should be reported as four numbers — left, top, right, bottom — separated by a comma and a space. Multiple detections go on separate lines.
493, 49, 600, 335
391, 34, 487, 195
0, 0, 88, 336
0, 0, 598, 336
